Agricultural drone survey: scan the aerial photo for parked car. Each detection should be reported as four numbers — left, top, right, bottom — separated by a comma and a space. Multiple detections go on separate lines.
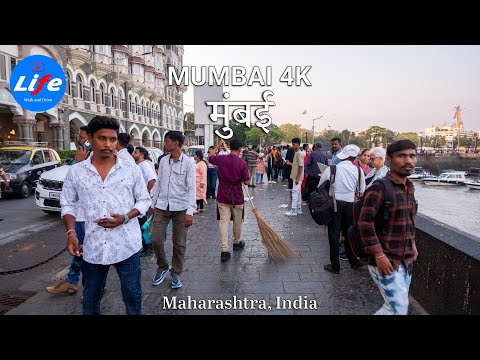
145, 147, 163, 164
186, 145, 205, 159
35, 164, 71, 214
0, 146, 61, 198
35, 147, 163, 214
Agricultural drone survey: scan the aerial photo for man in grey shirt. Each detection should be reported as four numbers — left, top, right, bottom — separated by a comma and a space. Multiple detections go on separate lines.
149, 131, 196, 289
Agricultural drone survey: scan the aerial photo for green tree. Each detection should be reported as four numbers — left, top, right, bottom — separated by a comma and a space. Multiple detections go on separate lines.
396, 132, 420, 147
365, 126, 396, 148
183, 112, 195, 131
279, 123, 302, 142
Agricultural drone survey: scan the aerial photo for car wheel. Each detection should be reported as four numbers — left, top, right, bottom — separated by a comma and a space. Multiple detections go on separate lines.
42, 210, 59, 215
19, 181, 32, 198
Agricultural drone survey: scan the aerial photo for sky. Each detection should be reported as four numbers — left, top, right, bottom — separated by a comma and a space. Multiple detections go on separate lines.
182, 45, 480, 133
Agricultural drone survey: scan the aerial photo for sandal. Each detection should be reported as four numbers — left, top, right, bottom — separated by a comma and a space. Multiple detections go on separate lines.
324, 264, 340, 274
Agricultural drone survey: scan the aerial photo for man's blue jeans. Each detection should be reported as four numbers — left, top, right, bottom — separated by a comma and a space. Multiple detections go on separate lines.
207, 167, 218, 198
82, 252, 142, 315
66, 221, 85, 285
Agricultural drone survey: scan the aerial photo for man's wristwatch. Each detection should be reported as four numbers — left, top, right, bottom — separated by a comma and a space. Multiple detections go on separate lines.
123, 214, 130, 224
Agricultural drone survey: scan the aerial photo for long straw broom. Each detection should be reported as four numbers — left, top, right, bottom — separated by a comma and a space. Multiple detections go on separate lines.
242, 183, 296, 261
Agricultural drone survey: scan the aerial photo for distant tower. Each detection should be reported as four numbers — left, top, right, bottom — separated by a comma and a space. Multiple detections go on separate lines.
453, 106, 463, 129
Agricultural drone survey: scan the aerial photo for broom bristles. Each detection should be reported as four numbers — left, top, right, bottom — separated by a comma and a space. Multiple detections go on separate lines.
252, 208, 296, 261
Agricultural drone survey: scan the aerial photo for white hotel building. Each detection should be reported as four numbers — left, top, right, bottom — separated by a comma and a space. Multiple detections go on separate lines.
0, 45, 186, 149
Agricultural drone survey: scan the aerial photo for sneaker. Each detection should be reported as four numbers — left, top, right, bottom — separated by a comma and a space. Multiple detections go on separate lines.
297, 209, 303, 215
285, 209, 297, 216
233, 240, 245, 251
152, 264, 170, 286
170, 271, 182, 289
46, 279, 77, 295
339, 251, 348, 261
220, 251, 231, 263
139, 245, 153, 257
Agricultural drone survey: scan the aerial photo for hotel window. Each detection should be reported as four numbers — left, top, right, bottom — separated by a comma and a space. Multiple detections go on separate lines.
110, 88, 115, 108
144, 45, 152, 54
90, 81, 96, 103
95, 45, 110, 55
0, 53, 17, 82
145, 72, 154, 83
76, 75, 83, 99
100, 84, 105, 105
66, 72, 72, 96
120, 92, 125, 111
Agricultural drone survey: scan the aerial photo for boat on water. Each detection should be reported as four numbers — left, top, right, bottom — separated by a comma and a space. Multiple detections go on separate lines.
408, 167, 433, 180
465, 181, 480, 190
421, 171, 469, 186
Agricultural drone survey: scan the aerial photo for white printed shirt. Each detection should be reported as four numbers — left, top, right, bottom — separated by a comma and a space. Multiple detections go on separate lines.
138, 160, 157, 188
116, 148, 135, 164
60, 156, 152, 265
150, 153, 196, 216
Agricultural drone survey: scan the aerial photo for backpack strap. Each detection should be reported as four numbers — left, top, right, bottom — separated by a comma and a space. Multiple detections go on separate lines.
356, 165, 362, 197
376, 178, 394, 235
329, 164, 336, 184
329, 165, 337, 212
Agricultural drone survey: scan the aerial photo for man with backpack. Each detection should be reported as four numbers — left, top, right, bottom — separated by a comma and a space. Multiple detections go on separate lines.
319, 144, 365, 274
358, 140, 418, 315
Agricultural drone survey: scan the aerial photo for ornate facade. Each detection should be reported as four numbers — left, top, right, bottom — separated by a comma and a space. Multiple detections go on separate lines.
0, 45, 186, 149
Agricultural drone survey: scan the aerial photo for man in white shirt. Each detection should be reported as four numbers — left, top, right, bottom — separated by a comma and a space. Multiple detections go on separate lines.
61, 116, 151, 315
132, 146, 157, 256
116, 133, 135, 164
318, 144, 365, 274
149, 131, 196, 289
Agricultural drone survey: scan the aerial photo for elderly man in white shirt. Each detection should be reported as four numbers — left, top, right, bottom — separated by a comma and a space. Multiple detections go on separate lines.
149, 131, 196, 290
319, 144, 365, 274
61, 116, 151, 315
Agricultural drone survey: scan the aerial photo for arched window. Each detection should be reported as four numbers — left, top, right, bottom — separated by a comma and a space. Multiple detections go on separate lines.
66, 72, 72, 96
129, 94, 133, 113
141, 100, 144, 117
90, 80, 96, 103
135, 98, 139, 115
110, 88, 115, 108
100, 84, 105, 105
76, 75, 83, 99
120, 91, 125, 111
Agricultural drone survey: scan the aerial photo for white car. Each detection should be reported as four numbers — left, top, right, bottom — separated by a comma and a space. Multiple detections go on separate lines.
35, 165, 71, 214
35, 147, 164, 214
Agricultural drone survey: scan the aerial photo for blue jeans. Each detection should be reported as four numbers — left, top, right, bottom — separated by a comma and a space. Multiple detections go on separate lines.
207, 167, 218, 198
66, 221, 85, 285
368, 264, 412, 315
82, 252, 142, 315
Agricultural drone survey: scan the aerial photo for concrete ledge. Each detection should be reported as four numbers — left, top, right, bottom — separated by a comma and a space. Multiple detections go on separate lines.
412, 213, 480, 314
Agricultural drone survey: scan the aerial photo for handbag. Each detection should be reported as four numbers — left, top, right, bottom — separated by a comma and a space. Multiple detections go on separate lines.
141, 214, 154, 245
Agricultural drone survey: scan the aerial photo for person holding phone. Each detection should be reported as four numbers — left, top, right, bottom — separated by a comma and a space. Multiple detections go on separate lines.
60, 116, 151, 315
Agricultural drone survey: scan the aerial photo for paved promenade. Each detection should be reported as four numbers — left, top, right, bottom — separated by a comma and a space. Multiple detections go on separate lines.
7, 179, 424, 315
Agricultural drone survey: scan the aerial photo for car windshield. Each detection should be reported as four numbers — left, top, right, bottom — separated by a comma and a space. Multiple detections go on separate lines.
0, 150, 32, 165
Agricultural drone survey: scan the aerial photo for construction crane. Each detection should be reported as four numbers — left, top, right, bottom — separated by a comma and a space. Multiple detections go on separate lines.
453, 106, 463, 129
453, 106, 463, 150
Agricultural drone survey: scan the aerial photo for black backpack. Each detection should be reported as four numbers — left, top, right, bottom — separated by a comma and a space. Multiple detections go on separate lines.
347, 178, 394, 259
309, 165, 336, 225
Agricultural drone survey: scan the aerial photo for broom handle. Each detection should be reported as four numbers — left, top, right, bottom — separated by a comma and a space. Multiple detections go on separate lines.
242, 183, 256, 210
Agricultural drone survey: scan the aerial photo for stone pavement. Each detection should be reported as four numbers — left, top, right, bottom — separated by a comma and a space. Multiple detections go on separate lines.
7, 179, 424, 315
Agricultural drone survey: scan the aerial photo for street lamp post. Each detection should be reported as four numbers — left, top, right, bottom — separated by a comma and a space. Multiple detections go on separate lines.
311, 116, 323, 143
